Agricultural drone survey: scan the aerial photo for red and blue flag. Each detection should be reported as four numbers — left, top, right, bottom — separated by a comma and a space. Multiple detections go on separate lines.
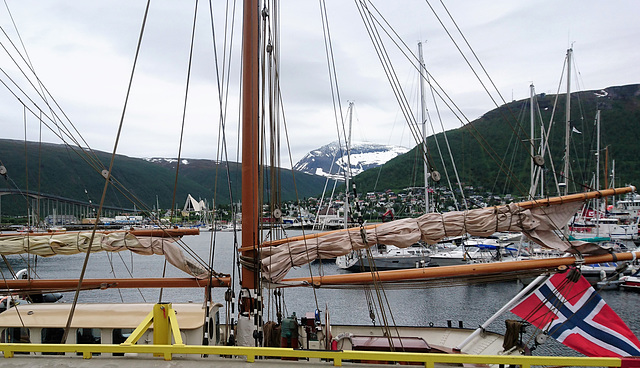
511, 269, 640, 357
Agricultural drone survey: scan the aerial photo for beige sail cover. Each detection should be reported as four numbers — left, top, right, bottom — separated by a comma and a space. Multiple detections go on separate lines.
0, 232, 209, 278
261, 202, 586, 282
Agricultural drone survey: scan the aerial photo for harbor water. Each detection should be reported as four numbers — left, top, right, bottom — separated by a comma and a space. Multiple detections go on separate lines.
2, 230, 639, 357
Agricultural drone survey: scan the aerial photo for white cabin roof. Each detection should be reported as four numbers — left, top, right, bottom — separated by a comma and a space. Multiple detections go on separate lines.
0, 303, 215, 330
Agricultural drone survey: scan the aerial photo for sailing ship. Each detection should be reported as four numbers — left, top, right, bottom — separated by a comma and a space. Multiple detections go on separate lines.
0, 1, 639, 366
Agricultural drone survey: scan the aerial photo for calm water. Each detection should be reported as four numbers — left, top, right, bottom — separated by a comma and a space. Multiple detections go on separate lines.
3, 231, 640, 357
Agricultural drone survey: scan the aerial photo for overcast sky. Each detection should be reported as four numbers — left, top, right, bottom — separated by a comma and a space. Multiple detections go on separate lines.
0, 0, 638, 169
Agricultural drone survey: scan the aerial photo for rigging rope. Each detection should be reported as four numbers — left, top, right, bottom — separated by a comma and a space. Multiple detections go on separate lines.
0, 59, 215, 272
434, 0, 537, 181
355, 1, 437, 173
61, 0, 153, 344
162, 0, 200, 304
423, 72, 463, 211
359, 0, 536, 199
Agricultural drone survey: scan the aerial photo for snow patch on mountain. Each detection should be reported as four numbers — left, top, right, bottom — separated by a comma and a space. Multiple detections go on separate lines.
293, 141, 408, 181
144, 158, 191, 165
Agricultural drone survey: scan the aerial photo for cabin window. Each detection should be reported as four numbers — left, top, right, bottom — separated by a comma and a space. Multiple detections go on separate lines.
41, 328, 65, 355
1, 327, 30, 343
1, 328, 30, 354
112, 328, 134, 356
76, 328, 101, 356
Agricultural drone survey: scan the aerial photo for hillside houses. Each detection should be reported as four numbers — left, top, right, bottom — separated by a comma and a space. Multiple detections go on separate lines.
281, 186, 514, 223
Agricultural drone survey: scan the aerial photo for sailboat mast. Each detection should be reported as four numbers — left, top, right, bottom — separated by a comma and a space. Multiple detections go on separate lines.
241, 0, 260, 291
611, 158, 616, 204
595, 110, 601, 236
344, 102, 353, 228
418, 42, 429, 212
605, 147, 610, 207
529, 84, 535, 198
563, 48, 572, 196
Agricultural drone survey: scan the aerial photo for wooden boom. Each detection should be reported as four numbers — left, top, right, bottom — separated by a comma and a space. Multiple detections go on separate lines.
0, 276, 230, 292
242, 186, 636, 251
0, 228, 200, 238
3, 251, 636, 291
281, 251, 640, 287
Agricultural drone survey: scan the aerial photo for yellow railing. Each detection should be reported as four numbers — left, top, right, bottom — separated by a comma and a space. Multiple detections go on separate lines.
0, 343, 623, 367
0, 304, 625, 367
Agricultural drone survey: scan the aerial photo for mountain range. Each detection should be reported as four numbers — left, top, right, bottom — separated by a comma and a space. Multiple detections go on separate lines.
292, 141, 408, 180
1, 83, 639, 216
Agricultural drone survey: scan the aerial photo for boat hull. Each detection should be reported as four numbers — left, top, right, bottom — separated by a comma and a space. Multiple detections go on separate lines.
336, 245, 431, 271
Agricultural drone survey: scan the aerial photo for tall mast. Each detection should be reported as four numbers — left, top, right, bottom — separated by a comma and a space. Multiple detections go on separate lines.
344, 102, 353, 228
595, 110, 601, 236
605, 147, 609, 208
241, 0, 260, 295
418, 41, 429, 212
539, 117, 545, 197
236, 0, 261, 348
529, 84, 535, 198
563, 48, 572, 196
611, 158, 616, 204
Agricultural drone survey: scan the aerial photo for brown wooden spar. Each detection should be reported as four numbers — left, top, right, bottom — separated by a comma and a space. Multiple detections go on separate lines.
0, 277, 230, 291
240, 0, 260, 291
0, 228, 200, 238
128, 228, 200, 237
240, 186, 636, 251
280, 251, 640, 287
3, 250, 635, 291
514, 186, 635, 209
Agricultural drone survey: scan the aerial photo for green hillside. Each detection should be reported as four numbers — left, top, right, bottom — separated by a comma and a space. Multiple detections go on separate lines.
0, 140, 327, 216
353, 84, 640, 197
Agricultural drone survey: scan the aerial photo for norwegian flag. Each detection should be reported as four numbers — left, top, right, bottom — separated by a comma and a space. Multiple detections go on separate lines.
511, 268, 640, 357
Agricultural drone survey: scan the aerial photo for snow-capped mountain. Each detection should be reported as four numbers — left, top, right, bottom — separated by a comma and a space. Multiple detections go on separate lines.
293, 141, 409, 181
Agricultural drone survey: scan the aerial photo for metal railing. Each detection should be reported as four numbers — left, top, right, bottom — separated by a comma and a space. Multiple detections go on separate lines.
0, 343, 623, 367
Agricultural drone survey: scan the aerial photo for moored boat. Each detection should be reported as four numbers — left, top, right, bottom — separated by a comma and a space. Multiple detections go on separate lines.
336, 243, 431, 271
620, 269, 640, 292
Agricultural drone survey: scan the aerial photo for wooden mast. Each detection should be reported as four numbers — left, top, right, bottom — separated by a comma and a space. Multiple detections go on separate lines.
237, 0, 261, 347
240, 0, 260, 292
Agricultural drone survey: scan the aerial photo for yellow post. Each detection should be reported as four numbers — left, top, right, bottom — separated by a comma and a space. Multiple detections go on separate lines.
167, 306, 184, 346
120, 303, 183, 361
153, 303, 171, 358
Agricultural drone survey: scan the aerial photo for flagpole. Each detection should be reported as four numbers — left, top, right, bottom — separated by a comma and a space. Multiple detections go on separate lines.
454, 273, 549, 351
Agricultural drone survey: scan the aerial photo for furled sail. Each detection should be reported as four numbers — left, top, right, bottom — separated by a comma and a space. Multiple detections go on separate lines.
259, 200, 599, 282
0, 231, 209, 279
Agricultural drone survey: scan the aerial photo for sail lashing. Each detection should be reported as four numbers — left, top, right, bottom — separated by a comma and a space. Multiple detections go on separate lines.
259, 187, 635, 282
0, 231, 211, 278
